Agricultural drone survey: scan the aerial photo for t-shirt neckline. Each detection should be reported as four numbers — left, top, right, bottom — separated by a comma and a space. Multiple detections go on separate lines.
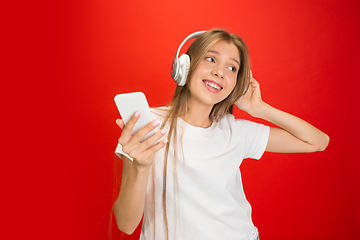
178, 117, 217, 132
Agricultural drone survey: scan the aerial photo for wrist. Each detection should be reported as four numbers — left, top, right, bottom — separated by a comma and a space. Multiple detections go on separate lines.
132, 161, 152, 174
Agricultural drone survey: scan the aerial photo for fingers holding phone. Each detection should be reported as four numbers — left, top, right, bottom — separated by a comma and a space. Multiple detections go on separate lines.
115, 92, 168, 165
118, 111, 167, 166
118, 110, 140, 145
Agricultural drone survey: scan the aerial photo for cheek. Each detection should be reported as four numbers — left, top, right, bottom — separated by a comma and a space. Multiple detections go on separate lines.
189, 65, 207, 86
228, 76, 237, 91
193, 63, 207, 77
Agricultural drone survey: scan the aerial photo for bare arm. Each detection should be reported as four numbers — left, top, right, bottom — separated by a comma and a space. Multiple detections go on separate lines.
255, 103, 329, 152
114, 156, 151, 234
235, 76, 329, 153
113, 113, 167, 234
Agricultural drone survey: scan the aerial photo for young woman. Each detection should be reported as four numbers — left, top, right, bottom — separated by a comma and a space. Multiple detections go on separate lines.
113, 29, 329, 240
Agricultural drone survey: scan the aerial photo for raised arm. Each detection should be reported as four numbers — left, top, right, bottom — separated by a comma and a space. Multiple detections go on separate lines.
235, 76, 329, 153
113, 113, 167, 234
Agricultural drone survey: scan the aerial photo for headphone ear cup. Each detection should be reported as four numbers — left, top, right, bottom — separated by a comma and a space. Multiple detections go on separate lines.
178, 54, 190, 86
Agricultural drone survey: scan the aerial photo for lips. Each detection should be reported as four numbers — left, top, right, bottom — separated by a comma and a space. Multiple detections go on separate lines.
202, 80, 223, 92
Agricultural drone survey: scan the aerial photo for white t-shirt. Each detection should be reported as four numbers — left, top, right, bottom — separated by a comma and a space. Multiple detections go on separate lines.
115, 112, 270, 240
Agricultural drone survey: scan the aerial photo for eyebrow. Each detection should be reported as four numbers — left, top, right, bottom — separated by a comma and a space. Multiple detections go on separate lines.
208, 50, 240, 66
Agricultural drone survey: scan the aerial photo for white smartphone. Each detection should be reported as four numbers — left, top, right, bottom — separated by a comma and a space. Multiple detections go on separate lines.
114, 92, 157, 142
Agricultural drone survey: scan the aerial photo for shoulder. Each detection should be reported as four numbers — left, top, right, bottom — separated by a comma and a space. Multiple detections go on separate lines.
217, 114, 251, 128
218, 114, 269, 135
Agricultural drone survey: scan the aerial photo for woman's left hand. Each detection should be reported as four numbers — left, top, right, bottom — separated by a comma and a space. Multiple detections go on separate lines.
234, 74, 264, 117
235, 73, 329, 153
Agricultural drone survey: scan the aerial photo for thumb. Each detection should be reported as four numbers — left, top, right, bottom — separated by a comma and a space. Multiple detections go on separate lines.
116, 119, 125, 130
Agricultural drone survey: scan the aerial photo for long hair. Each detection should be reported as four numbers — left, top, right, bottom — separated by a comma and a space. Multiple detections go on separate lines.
157, 29, 251, 239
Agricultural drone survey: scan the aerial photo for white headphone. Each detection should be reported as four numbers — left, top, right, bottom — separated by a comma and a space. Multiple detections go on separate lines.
170, 31, 206, 86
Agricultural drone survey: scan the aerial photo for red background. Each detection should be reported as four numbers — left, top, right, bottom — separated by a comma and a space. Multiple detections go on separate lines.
2, 0, 359, 239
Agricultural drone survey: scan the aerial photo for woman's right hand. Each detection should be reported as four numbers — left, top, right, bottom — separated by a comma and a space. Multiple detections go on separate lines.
116, 111, 167, 168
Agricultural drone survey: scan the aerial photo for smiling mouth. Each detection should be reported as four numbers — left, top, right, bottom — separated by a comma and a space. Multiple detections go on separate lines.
203, 80, 223, 91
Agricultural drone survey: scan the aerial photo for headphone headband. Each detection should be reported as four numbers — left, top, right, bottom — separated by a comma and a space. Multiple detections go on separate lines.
174, 31, 206, 60
171, 31, 206, 86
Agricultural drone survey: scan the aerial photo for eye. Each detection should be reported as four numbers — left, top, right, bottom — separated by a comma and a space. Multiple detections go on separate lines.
205, 57, 215, 62
227, 66, 237, 72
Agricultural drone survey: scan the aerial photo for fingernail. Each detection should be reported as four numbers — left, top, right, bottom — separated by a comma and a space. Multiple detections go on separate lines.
134, 110, 140, 117
161, 128, 167, 135
163, 139, 168, 144
152, 119, 160, 127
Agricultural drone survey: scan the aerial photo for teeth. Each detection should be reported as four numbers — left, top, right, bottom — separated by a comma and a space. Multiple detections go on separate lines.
205, 81, 221, 90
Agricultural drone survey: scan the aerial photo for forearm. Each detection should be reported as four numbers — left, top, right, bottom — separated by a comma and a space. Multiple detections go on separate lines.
252, 102, 329, 152
114, 162, 150, 234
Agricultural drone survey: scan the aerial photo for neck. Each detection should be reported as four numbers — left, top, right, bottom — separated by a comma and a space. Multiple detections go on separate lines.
181, 101, 213, 128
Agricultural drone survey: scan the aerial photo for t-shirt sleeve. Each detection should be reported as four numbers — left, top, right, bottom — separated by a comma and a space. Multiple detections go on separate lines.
236, 119, 270, 160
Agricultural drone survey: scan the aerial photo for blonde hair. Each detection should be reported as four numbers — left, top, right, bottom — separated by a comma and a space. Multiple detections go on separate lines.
157, 29, 251, 239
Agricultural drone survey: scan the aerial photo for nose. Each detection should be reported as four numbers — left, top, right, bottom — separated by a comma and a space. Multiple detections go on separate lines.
212, 65, 224, 78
